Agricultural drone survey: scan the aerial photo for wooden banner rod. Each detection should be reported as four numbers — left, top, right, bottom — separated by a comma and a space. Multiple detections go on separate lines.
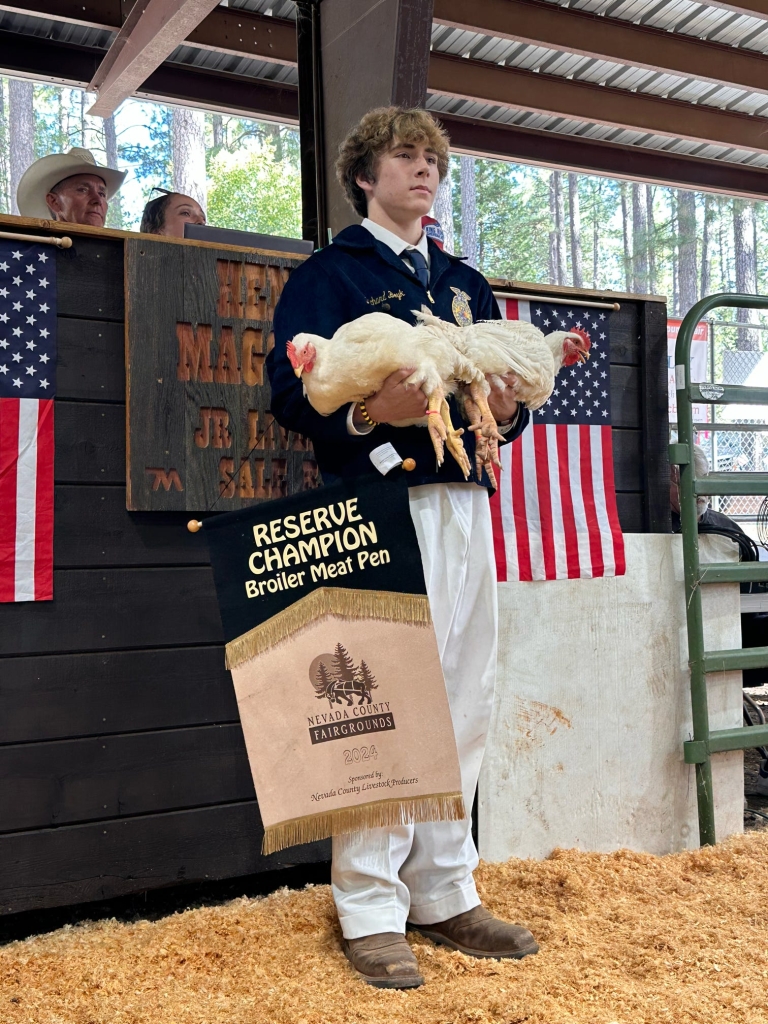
493, 291, 620, 311
0, 230, 72, 248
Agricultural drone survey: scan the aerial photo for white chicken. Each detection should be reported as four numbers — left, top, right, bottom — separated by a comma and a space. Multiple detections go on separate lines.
415, 311, 591, 485
285, 311, 483, 479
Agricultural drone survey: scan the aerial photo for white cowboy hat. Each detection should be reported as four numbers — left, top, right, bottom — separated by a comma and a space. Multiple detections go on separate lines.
16, 147, 126, 219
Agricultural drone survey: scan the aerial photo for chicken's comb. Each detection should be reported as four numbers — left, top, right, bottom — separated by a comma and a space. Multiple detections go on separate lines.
568, 327, 591, 348
286, 339, 299, 367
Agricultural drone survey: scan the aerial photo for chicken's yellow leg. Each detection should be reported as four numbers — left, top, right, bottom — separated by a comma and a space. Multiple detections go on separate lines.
468, 380, 503, 471
425, 388, 447, 467
439, 398, 471, 479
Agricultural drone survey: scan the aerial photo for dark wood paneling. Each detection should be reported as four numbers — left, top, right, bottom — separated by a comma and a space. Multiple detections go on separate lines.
56, 239, 125, 322
610, 364, 640, 431
640, 301, 671, 532
55, 401, 125, 484
0, 804, 330, 915
609, 303, 640, 366
54, 486, 210, 567
0, 647, 236, 745
57, 319, 125, 402
0, 725, 253, 833
0, 568, 222, 656
616, 491, 644, 533
612, 429, 643, 492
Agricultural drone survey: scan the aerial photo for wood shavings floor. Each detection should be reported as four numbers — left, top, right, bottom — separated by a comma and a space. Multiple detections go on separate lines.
2, 833, 768, 1024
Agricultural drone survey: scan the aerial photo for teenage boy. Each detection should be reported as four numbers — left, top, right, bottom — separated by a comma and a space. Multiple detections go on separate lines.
267, 107, 537, 990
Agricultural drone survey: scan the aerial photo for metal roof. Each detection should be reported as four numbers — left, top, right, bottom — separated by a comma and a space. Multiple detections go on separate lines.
4, 1, 768, 172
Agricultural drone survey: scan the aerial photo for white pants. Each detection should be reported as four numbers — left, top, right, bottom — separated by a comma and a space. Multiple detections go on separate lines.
332, 483, 498, 939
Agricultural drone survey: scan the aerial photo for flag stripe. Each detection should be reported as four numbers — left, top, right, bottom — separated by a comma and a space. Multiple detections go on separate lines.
533, 424, 557, 580
578, 425, 604, 578
556, 424, 581, 578
35, 399, 54, 600
601, 424, 626, 575
15, 399, 39, 601
0, 398, 20, 601
511, 435, 532, 581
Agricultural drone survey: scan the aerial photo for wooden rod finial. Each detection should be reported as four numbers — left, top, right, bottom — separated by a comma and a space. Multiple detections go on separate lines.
187, 519, 202, 533
58, 236, 73, 249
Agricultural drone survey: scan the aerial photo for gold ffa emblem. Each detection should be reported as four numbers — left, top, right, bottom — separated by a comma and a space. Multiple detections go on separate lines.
451, 287, 473, 326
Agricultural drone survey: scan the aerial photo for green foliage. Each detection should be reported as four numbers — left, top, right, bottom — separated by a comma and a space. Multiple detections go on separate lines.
207, 143, 301, 238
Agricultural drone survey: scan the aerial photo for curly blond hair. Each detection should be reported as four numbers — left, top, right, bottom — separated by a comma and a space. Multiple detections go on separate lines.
336, 106, 450, 217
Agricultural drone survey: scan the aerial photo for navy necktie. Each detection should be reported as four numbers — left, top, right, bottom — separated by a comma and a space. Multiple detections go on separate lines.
402, 248, 429, 290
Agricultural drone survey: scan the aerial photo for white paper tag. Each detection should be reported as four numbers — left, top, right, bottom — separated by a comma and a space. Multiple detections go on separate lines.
369, 442, 403, 475
675, 364, 686, 389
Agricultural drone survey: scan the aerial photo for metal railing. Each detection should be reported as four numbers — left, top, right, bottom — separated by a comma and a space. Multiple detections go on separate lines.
673, 292, 768, 846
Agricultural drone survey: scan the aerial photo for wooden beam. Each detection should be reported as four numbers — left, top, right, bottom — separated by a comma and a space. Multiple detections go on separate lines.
439, 113, 768, 201
0, 1, 298, 64
428, 53, 768, 155
5, 28, 768, 201
87, 0, 229, 117
434, 0, 768, 96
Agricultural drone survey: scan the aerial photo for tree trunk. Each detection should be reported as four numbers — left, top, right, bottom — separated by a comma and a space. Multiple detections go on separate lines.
568, 172, 583, 288
671, 191, 678, 316
433, 165, 455, 253
460, 155, 477, 269
548, 171, 566, 285
646, 185, 656, 295
701, 194, 713, 298
9, 78, 34, 216
80, 90, 87, 149
103, 114, 123, 230
172, 106, 207, 212
620, 182, 631, 293
212, 113, 224, 150
632, 182, 648, 294
0, 79, 8, 213
734, 198, 759, 350
592, 180, 601, 289
677, 189, 698, 316
718, 198, 728, 291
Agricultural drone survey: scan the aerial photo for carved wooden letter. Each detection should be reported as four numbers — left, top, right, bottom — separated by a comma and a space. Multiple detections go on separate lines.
177, 323, 213, 382
213, 326, 242, 385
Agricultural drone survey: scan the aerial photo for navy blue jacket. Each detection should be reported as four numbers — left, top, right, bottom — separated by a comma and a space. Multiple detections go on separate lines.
267, 224, 529, 488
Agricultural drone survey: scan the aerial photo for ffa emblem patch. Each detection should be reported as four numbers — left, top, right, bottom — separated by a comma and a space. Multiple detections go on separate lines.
451, 287, 473, 325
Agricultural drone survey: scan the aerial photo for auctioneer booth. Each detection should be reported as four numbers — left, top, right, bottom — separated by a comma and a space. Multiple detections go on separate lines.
0, 211, 740, 920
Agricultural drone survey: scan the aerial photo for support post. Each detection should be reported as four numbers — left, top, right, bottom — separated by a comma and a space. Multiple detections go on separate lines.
319, 0, 435, 235
296, 0, 327, 249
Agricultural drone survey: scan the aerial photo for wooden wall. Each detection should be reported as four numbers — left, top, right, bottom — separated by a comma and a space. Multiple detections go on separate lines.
0, 227, 668, 917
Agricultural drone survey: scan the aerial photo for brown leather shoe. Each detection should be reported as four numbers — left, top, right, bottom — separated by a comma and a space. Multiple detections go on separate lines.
408, 905, 539, 960
342, 932, 425, 989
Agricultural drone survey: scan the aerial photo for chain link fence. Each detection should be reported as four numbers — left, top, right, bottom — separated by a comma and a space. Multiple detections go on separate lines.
681, 319, 768, 519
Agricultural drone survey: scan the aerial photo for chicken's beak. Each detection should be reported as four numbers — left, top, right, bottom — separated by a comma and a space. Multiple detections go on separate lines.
293, 365, 304, 378
578, 350, 590, 363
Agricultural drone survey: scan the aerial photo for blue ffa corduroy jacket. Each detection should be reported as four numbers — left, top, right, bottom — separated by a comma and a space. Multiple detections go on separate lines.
267, 224, 529, 489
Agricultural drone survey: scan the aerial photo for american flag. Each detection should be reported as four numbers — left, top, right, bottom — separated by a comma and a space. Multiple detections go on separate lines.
490, 298, 625, 582
0, 241, 56, 602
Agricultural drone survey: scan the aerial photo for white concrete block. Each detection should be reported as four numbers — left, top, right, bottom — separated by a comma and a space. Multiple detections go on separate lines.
479, 534, 743, 860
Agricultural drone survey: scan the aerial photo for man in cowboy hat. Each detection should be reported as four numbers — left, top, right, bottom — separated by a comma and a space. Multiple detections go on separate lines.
16, 147, 126, 228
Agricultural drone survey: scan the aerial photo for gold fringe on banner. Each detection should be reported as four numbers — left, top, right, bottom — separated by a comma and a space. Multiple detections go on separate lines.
261, 792, 466, 855
225, 587, 432, 670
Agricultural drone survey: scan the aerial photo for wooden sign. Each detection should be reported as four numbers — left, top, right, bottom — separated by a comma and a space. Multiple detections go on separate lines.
125, 238, 318, 511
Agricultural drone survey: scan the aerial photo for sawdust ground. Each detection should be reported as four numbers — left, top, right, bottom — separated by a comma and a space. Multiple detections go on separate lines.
2, 833, 768, 1024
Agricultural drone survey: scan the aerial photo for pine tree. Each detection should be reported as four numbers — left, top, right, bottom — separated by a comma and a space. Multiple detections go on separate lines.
632, 183, 649, 295
568, 172, 583, 288
8, 78, 34, 215
646, 186, 656, 295
172, 105, 207, 211
678, 189, 698, 316
314, 660, 333, 692
460, 155, 477, 268
332, 643, 357, 684
620, 182, 631, 293
357, 660, 378, 693
734, 198, 759, 350
433, 167, 455, 253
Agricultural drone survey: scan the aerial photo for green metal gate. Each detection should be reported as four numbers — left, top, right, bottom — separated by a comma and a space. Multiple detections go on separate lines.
673, 293, 768, 846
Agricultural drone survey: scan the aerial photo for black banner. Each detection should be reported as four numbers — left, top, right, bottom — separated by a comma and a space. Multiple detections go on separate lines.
203, 474, 427, 644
